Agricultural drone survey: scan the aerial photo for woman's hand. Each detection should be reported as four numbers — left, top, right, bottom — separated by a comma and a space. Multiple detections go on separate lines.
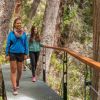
5, 56, 10, 61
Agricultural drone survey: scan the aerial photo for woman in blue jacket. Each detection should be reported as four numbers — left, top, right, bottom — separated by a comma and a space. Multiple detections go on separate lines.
5, 17, 28, 95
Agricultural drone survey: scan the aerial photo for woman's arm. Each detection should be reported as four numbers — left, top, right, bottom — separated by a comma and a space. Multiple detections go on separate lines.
5, 32, 11, 56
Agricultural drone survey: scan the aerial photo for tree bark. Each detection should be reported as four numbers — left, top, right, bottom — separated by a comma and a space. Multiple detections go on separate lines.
14, 0, 22, 17
92, 0, 100, 100
28, 0, 41, 19
55, 0, 65, 46
36, 0, 61, 77
0, 0, 15, 52
0, 0, 15, 97
26, 0, 41, 30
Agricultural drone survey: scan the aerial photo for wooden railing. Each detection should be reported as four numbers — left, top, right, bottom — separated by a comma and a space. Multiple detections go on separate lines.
44, 45, 100, 70
42, 45, 100, 100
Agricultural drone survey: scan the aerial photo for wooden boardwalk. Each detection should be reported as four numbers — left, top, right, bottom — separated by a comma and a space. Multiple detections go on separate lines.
2, 64, 62, 100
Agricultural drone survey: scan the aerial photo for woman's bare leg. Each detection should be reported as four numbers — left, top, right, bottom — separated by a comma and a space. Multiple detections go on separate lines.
10, 61, 17, 89
16, 61, 23, 86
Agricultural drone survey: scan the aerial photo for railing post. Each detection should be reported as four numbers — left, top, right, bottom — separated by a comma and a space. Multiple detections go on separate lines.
2, 77, 7, 100
42, 47, 46, 82
63, 51, 68, 100
84, 65, 92, 100
84, 65, 88, 100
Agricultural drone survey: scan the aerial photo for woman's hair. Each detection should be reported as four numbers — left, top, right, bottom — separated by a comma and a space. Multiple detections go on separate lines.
13, 17, 21, 30
29, 26, 40, 43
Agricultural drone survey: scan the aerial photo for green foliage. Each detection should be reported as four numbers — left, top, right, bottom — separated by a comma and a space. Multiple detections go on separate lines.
51, 53, 63, 71
21, 0, 46, 30
0, 41, 6, 64
62, 0, 92, 44
32, 14, 44, 31
47, 52, 63, 95
62, 3, 83, 41
48, 52, 91, 99
22, 0, 32, 15
63, 4, 78, 26
21, 0, 32, 25
83, 1, 93, 32
0, 97, 2, 100
68, 63, 85, 99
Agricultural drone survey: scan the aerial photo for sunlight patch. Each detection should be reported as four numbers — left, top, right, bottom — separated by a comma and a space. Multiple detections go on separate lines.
0, 10, 3, 15
18, 96, 35, 100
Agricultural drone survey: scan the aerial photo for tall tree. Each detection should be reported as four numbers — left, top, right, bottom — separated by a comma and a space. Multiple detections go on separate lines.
14, 0, 22, 17
0, 0, 15, 52
92, 0, 100, 100
36, 0, 61, 77
0, 0, 15, 97
54, 0, 65, 46
27, 0, 41, 29
28, 0, 41, 19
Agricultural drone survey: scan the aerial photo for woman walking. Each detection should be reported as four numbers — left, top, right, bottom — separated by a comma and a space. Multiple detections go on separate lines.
28, 26, 43, 82
5, 17, 28, 95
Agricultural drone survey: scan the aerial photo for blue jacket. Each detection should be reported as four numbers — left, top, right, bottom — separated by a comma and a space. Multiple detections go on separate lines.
6, 31, 29, 56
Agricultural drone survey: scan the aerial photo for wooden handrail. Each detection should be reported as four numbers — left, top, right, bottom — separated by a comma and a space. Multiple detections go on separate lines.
44, 45, 100, 70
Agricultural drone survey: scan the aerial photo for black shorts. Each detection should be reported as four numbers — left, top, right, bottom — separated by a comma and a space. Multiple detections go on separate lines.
9, 53, 24, 62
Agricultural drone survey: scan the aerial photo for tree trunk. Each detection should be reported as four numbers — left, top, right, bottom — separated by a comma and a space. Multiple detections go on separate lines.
36, 0, 61, 77
0, 0, 15, 97
28, 0, 41, 19
92, 0, 100, 100
0, 0, 15, 52
14, 0, 22, 17
26, 0, 41, 30
55, 0, 65, 46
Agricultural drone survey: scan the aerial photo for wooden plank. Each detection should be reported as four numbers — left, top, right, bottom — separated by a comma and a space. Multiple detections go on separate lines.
2, 64, 62, 100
